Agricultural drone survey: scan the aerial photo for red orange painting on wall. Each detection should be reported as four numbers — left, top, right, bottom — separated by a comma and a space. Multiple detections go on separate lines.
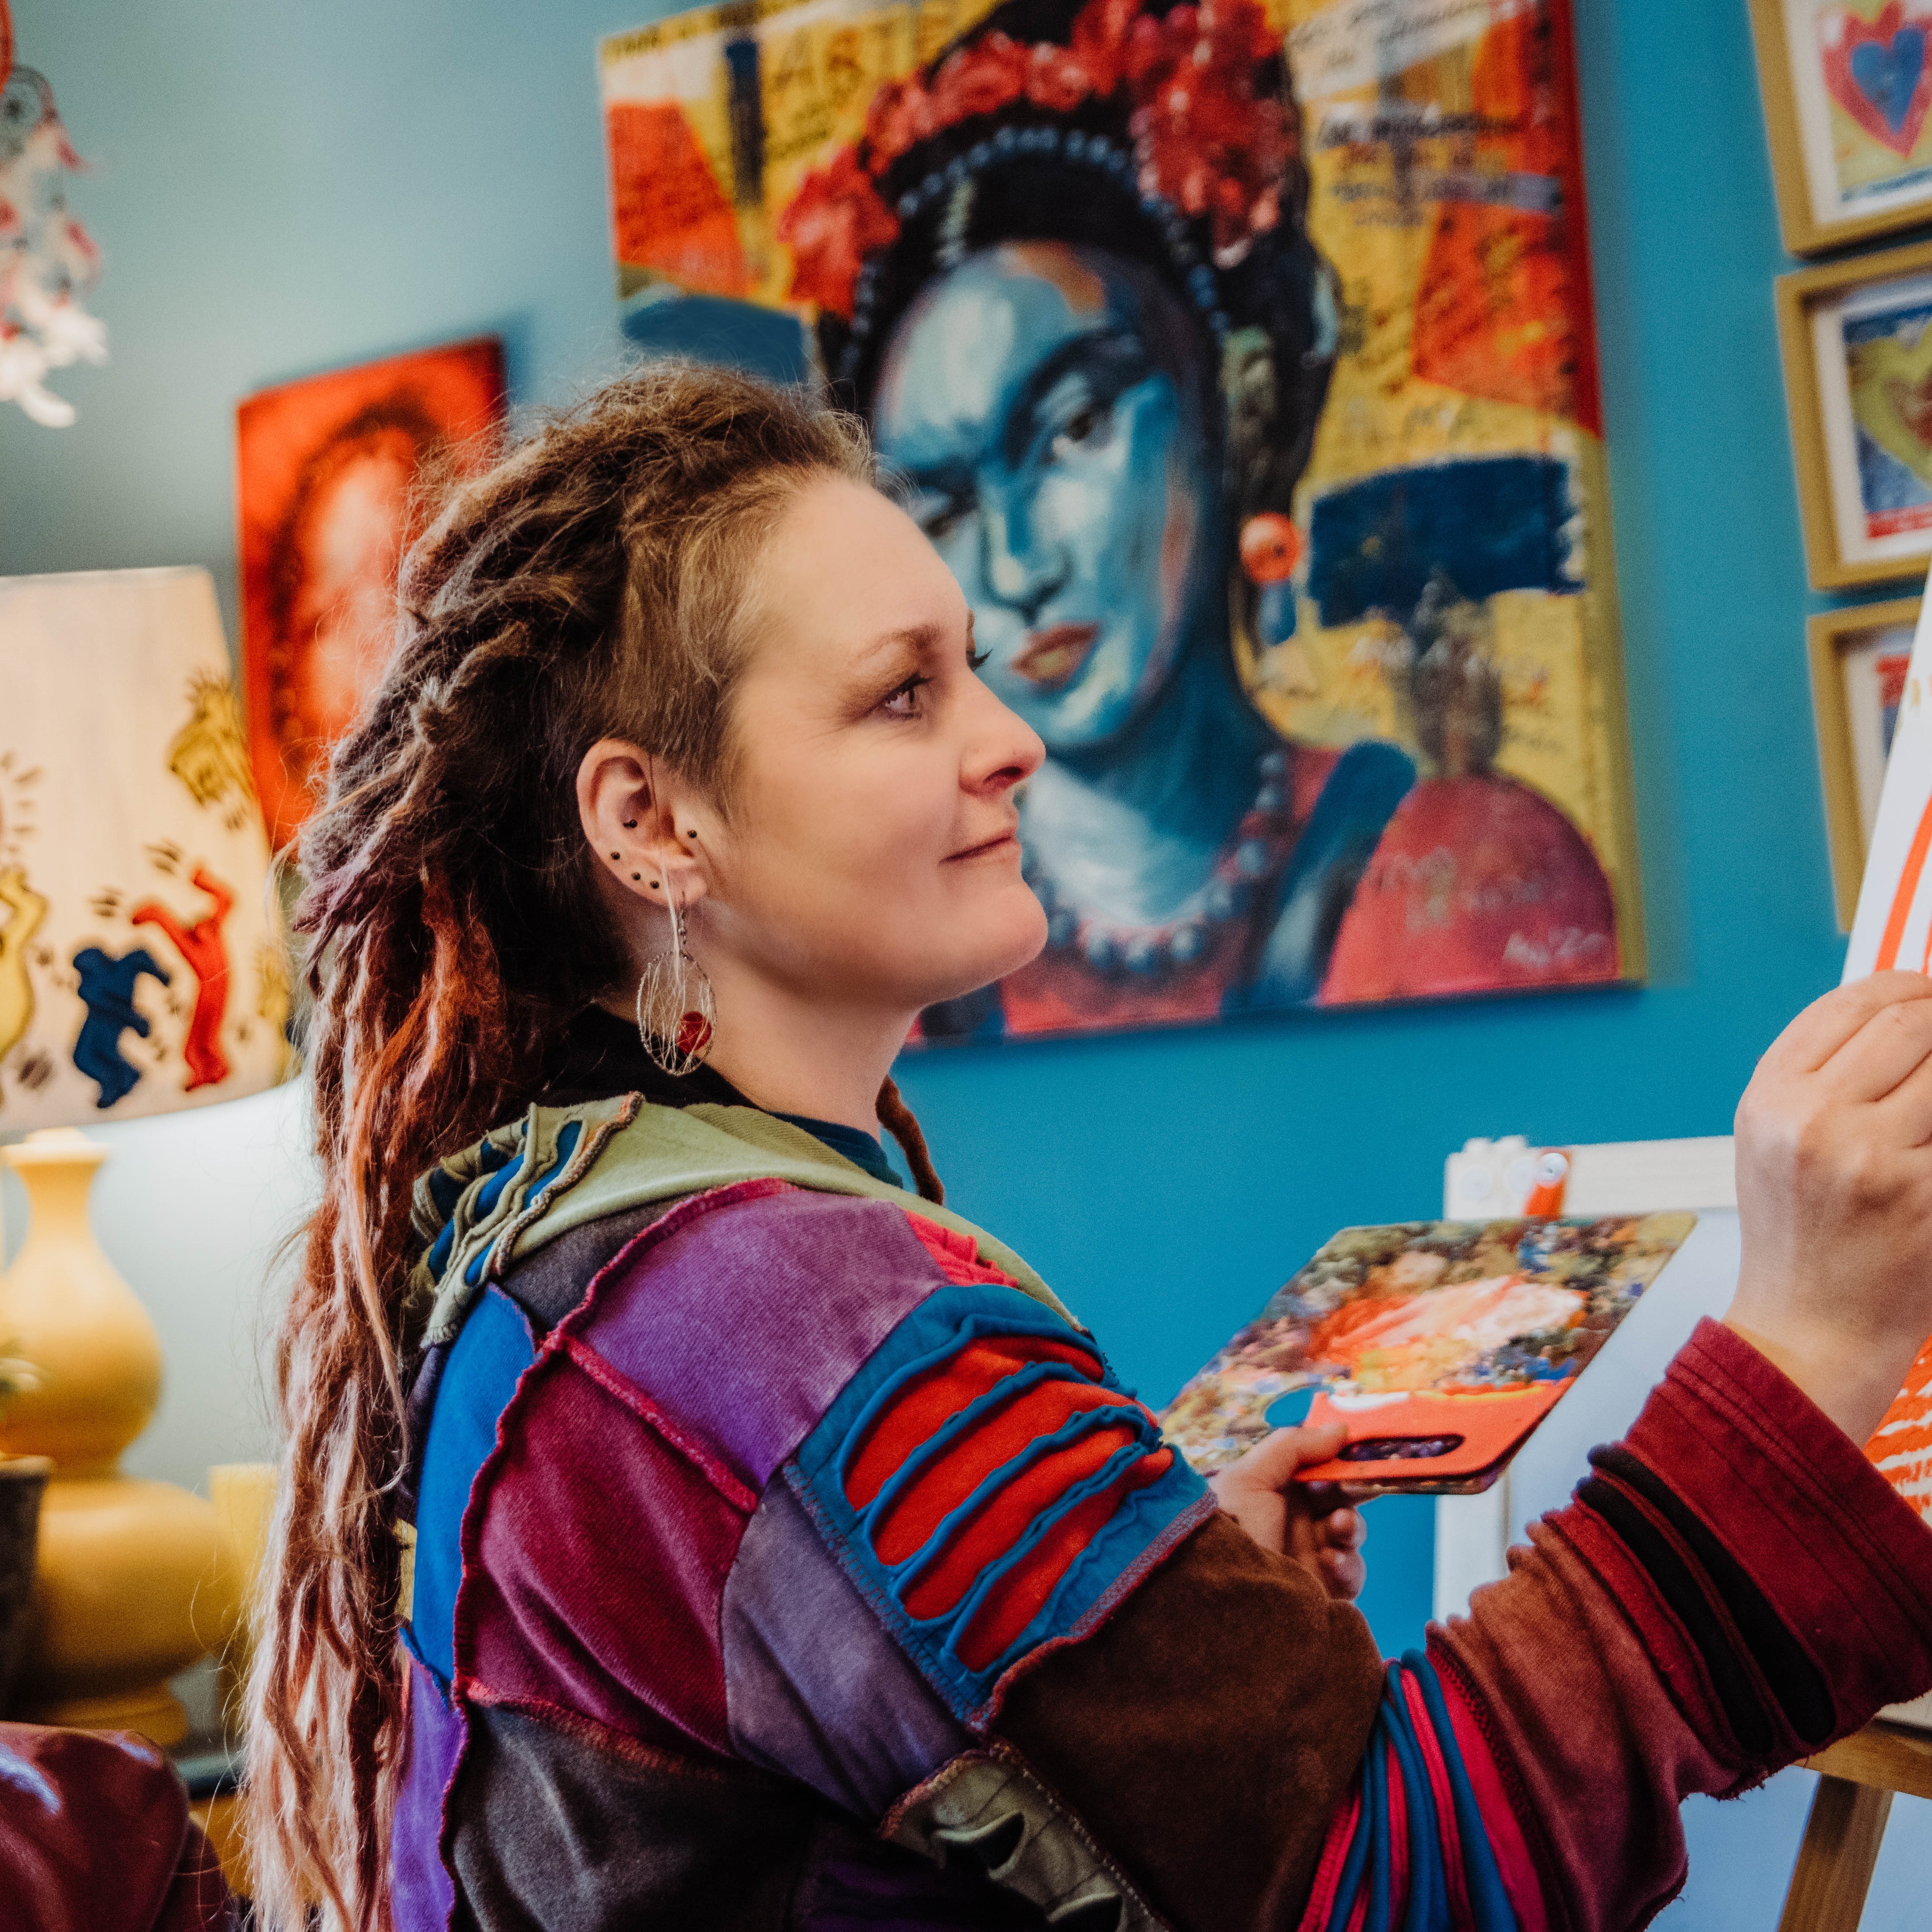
236, 337, 505, 847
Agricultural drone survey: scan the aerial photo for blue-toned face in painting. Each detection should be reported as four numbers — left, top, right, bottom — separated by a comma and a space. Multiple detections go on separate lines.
872, 242, 1223, 753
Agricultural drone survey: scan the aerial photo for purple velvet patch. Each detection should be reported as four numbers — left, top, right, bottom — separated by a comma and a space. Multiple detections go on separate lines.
459, 1354, 750, 1755
722, 1479, 970, 1817
573, 1189, 947, 1489
391, 1658, 462, 1932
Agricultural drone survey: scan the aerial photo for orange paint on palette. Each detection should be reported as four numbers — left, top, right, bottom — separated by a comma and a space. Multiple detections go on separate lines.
1874, 790, 1932, 969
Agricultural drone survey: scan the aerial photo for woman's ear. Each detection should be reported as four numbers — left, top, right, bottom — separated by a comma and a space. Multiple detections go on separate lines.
576, 738, 709, 911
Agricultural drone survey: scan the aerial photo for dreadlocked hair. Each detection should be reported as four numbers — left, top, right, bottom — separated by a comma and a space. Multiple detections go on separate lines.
244, 362, 908, 1931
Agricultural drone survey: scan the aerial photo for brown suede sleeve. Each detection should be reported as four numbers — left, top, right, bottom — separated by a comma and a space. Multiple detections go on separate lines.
990, 1510, 1384, 1932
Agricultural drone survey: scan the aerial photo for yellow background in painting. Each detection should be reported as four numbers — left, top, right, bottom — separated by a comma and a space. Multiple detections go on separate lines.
1245, 0, 1639, 930
602, 0, 1001, 303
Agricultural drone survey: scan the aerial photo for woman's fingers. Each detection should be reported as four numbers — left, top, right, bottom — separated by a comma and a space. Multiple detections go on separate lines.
1760, 971, 1932, 1078
1319, 1506, 1366, 1552
1819, 985, 1932, 1103
1877, 1040, 1932, 1147
1732, 975, 1932, 1444
1317, 1541, 1367, 1603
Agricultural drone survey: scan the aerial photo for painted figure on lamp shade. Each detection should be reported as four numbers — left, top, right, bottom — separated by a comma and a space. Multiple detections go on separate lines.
782, 0, 1618, 1037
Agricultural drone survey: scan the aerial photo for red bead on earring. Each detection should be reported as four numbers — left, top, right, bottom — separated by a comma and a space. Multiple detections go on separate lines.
1239, 513, 1301, 584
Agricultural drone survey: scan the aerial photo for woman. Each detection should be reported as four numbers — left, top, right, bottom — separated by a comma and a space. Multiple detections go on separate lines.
778, 0, 1618, 1037
248, 364, 1932, 1932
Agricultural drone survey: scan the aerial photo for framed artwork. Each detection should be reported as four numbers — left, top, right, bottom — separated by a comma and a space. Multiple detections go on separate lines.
1778, 238, 1932, 591
599, 0, 1643, 1041
1750, 0, 1932, 256
235, 337, 506, 848
1809, 594, 1922, 927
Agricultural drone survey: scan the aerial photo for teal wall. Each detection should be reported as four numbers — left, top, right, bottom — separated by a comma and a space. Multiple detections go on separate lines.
0, 0, 1887, 1682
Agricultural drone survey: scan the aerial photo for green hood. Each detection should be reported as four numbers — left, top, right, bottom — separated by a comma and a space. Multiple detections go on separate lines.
410, 1093, 1072, 1347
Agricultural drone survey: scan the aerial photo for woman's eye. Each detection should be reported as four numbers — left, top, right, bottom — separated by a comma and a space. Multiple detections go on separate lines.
966, 644, 990, 673
880, 674, 930, 718
1049, 399, 1112, 461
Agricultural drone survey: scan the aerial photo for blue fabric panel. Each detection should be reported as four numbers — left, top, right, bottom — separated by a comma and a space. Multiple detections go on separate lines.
461, 1119, 585, 1289
407, 1285, 536, 1686
790, 1280, 1210, 1726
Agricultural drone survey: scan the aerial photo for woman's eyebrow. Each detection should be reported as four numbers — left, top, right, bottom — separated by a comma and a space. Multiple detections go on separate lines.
854, 621, 945, 670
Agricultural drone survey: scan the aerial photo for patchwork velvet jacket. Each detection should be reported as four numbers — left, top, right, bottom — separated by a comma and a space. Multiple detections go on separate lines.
392, 1092, 1932, 1932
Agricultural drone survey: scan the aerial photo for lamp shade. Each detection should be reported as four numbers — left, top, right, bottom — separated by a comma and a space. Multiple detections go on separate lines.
0, 567, 292, 1128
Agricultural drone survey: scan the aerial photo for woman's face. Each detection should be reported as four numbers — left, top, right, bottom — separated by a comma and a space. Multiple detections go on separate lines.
872, 241, 1218, 755
694, 477, 1048, 1016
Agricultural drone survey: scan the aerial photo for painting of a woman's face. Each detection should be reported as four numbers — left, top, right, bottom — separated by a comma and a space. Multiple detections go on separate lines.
872, 241, 1221, 753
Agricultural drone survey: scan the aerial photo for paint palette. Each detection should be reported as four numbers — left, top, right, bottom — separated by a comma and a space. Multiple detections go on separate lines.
1159, 1214, 1698, 1493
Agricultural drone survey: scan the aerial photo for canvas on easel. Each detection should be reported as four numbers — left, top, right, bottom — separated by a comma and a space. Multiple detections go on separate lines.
1839, 575, 1932, 1643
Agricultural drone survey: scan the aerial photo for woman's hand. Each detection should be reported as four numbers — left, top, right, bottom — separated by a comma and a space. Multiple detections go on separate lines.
1730, 970, 1932, 1446
1209, 1421, 1369, 1602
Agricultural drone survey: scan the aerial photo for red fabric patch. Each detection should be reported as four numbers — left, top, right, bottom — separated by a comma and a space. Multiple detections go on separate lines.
459, 1354, 750, 1757
869, 1376, 1136, 1559
954, 1450, 1173, 1667
898, 1420, 1146, 1608
844, 1333, 1103, 1511
900, 1211, 1022, 1288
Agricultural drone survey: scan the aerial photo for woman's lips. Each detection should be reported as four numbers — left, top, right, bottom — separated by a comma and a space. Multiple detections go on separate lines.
1012, 622, 1100, 689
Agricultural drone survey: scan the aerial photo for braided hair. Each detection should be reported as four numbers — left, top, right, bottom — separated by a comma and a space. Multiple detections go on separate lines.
245, 363, 898, 1930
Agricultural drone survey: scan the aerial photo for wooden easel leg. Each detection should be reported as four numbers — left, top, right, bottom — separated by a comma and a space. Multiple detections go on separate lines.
1775, 1774, 1894, 1932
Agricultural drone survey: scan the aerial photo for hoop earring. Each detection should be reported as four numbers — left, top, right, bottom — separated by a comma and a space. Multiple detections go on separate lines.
633, 890, 716, 1077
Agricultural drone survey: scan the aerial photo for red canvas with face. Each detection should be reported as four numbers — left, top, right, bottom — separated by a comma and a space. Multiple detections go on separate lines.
236, 338, 506, 847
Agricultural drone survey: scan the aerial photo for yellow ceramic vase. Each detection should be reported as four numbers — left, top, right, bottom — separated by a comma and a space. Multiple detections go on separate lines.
0, 1127, 221, 1743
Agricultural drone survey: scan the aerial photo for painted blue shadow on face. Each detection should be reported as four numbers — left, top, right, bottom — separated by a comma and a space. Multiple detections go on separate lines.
1306, 454, 1580, 627
621, 291, 808, 386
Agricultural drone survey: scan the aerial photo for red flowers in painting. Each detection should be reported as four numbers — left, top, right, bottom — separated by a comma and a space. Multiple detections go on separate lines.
781, 0, 1291, 317
775, 143, 901, 317
1124, 0, 1290, 261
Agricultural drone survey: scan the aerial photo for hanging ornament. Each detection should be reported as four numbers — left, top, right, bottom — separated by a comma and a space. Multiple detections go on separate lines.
1238, 512, 1301, 584
0, 0, 107, 428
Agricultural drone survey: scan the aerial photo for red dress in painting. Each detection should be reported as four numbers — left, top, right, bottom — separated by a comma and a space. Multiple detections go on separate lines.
988, 751, 1618, 1038
1321, 771, 1619, 1004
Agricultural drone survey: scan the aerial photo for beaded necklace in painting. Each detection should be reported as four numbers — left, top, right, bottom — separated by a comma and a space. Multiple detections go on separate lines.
1022, 747, 1296, 976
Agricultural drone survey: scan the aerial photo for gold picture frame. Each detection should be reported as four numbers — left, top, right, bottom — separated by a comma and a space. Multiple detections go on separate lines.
1778, 237, 1932, 590
1810, 594, 1923, 927
1750, 0, 1932, 256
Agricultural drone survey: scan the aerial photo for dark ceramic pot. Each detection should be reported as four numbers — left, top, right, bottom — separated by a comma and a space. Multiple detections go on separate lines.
0, 1456, 50, 1715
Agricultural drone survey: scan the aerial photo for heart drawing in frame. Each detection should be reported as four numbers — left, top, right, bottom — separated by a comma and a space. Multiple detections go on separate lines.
1822, 2, 1932, 157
